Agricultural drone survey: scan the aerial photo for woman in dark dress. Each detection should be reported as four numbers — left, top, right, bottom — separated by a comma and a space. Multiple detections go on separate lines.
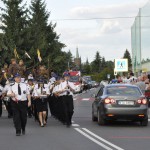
33, 80, 50, 127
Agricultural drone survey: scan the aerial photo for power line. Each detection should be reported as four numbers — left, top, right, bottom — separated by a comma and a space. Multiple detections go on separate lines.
51, 16, 150, 21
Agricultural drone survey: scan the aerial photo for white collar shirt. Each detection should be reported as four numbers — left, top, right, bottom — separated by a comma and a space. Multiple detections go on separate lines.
60, 81, 75, 96
3, 84, 11, 94
7, 82, 30, 101
52, 85, 59, 94
33, 86, 50, 97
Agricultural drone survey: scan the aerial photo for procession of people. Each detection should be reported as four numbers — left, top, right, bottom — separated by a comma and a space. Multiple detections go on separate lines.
0, 58, 76, 136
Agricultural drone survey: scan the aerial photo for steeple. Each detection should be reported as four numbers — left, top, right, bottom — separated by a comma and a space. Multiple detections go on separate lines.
76, 47, 79, 58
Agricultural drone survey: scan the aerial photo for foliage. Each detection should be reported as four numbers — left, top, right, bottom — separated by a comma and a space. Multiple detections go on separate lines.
123, 49, 132, 69
0, 0, 28, 59
0, 0, 66, 74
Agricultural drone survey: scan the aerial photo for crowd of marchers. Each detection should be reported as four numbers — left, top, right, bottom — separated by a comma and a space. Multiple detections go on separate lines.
0, 58, 76, 136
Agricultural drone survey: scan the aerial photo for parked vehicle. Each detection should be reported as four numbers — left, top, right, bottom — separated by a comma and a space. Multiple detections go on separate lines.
91, 81, 99, 88
69, 71, 82, 93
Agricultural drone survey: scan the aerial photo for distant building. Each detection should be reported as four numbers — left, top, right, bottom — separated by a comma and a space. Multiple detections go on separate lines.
131, 1, 150, 74
74, 47, 81, 69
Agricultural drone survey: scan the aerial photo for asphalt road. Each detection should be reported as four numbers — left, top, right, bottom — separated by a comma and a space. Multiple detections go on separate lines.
0, 88, 150, 150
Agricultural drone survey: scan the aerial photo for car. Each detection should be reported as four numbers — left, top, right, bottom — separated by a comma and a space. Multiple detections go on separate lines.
91, 81, 99, 88
82, 76, 92, 82
69, 76, 82, 93
92, 84, 148, 126
100, 80, 108, 86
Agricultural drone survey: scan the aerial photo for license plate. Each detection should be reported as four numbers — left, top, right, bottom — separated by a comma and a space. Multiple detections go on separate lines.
118, 101, 134, 105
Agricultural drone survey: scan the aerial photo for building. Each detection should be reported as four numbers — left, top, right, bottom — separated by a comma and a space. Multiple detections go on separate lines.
74, 47, 81, 69
131, 1, 150, 74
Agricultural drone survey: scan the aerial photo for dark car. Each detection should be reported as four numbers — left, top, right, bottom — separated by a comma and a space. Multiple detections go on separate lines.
92, 84, 148, 126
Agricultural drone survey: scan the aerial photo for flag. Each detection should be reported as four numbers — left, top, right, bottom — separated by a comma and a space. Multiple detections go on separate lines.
14, 48, 19, 59
25, 51, 31, 59
37, 49, 42, 62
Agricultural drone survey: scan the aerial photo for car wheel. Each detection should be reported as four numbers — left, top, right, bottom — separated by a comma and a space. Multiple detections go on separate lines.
140, 118, 148, 126
97, 109, 106, 125
92, 111, 97, 122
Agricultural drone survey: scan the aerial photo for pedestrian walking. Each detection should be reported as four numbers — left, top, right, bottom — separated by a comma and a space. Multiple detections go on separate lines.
60, 73, 75, 127
7, 73, 31, 136
33, 79, 50, 127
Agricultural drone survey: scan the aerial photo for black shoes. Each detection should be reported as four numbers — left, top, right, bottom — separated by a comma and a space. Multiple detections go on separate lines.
16, 130, 21, 136
16, 129, 26, 136
8, 115, 13, 118
22, 130, 25, 135
66, 123, 71, 128
40, 124, 44, 127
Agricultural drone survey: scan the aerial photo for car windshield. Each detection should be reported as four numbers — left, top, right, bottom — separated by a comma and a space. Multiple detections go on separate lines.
106, 86, 142, 96
84, 76, 92, 81
69, 76, 79, 82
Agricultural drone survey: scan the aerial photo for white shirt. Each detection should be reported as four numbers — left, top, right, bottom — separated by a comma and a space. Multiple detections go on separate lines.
0, 85, 3, 96
27, 84, 35, 95
60, 81, 75, 96
52, 85, 59, 94
3, 84, 11, 94
7, 82, 30, 101
33, 85, 50, 97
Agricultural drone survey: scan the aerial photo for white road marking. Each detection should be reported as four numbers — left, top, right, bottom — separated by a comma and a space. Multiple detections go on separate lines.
75, 128, 113, 150
82, 98, 90, 101
72, 124, 80, 127
73, 98, 77, 101
148, 119, 150, 122
83, 128, 124, 150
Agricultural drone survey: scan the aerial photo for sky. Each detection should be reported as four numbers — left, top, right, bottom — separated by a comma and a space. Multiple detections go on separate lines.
0, 0, 149, 62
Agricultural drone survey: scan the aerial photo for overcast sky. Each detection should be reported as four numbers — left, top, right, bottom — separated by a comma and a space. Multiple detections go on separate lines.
0, 0, 149, 62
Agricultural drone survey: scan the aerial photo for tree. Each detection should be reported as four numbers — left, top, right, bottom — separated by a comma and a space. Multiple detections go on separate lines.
67, 50, 74, 69
28, 0, 65, 68
101, 57, 106, 70
91, 51, 101, 73
123, 49, 132, 69
0, 0, 28, 59
83, 58, 91, 74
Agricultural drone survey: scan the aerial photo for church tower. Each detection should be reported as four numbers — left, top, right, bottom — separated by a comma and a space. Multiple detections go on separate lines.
74, 47, 81, 69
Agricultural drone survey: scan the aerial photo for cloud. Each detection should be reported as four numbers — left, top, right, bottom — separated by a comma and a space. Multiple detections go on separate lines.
70, 1, 147, 19
56, 25, 131, 62
100, 20, 122, 34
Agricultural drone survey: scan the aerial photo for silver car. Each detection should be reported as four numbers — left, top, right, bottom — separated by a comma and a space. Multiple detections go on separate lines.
92, 84, 148, 126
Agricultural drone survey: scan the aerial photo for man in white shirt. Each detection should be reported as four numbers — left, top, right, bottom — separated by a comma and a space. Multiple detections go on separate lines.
7, 73, 31, 136
60, 73, 75, 127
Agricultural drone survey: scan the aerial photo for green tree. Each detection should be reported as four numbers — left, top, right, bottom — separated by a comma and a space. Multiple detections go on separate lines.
101, 57, 106, 70
91, 51, 101, 73
28, 0, 65, 67
0, 0, 28, 59
67, 50, 74, 69
83, 58, 91, 74
123, 49, 132, 69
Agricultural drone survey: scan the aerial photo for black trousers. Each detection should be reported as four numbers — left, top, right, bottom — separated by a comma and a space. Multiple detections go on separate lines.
62, 95, 74, 125
11, 100, 28, 132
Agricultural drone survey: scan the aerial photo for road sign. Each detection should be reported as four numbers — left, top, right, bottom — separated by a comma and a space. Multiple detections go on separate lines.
115, 59, 128, 72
